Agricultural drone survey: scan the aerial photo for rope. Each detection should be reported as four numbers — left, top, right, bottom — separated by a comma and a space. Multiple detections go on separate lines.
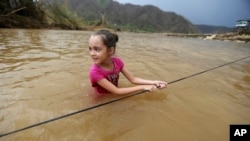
0, 55, 249, 137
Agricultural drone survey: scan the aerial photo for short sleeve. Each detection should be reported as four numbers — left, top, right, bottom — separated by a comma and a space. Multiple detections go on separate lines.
89, 68, 105, 86
113, 57, 124, 71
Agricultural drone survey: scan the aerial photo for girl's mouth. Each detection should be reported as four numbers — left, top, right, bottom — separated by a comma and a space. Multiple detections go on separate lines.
92, 58, 98, 62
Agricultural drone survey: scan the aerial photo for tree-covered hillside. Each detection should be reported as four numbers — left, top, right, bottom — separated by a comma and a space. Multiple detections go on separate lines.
64, 0, 199, 33
1, 0, 200, 33
196, 24, 233, 34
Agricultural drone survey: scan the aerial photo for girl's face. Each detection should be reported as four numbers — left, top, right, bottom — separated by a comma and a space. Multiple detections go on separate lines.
88, 35, 113, 65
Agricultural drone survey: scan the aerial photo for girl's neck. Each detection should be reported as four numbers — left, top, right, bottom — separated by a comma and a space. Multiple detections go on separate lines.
99, 58, 113, 71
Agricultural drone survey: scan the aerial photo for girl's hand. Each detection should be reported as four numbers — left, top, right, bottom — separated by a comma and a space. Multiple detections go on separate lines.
154, 81, 168, 89
143, 85, 158, 92
142, 81, 168, 92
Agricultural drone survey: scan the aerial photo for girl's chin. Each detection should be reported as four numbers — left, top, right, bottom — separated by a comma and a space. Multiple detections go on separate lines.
92, 59, 99, 64
93, 61, 100, 65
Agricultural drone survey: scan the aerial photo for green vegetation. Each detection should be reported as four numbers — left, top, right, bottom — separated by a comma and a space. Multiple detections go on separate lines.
46, 0, 84, 29
0, 0, 47, 28
0, 0, 86, 29
64, 0, 199, 33
0, 0, 200, 33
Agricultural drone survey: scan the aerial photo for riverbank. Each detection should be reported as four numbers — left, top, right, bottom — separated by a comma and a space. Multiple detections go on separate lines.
1, 16, 249, 43
0, 14, 90, 30
205, 33, 250, 43
165, 32, 250, 43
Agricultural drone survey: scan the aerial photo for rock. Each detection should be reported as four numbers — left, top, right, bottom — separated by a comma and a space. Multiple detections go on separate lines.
204, 34, 217, 40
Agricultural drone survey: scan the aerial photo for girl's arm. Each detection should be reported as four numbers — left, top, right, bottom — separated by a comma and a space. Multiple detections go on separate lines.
96, 79, 156, 95
121, 67, 167, 88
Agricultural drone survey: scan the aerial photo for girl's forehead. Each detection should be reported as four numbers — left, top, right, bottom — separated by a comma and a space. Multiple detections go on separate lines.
89, 35, 106, 47
89, 35, 102, 43
91, 35, 104, 41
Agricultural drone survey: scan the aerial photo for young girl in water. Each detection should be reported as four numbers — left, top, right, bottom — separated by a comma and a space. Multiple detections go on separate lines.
89, 29, 167, 95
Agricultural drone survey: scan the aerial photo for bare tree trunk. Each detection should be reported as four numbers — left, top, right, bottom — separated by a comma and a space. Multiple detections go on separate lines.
5, 7, 26, 16
101, 13, 105, 27
9, 0, 20, 8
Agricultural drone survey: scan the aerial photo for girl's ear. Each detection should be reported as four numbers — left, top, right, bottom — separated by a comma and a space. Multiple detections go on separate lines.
108, 47, 115, 55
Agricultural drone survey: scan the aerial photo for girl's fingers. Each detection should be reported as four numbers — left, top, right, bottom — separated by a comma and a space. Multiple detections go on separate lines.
157, 83, 167, 89
155, 81, 168, 88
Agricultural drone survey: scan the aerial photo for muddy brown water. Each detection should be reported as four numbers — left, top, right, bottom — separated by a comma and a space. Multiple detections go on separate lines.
0, 29, 250, 141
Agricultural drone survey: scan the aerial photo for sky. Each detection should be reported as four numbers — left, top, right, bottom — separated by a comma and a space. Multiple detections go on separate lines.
115, 0, 250, 27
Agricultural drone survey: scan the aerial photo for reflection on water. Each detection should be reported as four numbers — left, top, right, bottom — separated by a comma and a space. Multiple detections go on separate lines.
0, 29, 250, 141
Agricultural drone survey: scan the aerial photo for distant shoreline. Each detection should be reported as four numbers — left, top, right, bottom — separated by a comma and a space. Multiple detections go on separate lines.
165, 32, 250, 43
1, 27, 249, 43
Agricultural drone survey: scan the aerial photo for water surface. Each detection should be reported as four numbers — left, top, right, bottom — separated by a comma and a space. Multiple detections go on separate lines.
0, 29, 250, 141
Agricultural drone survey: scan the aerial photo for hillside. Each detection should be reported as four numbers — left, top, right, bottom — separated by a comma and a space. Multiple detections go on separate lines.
61, 0, 200, 33
1, 0, 199, 33
196, 24, 233, 34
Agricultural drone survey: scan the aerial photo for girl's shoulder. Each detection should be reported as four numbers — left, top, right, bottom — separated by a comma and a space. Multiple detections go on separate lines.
112, 56, 124, 63
112, 56, 124, 65
89, 64, 101, 73
112, 56, 124, 70
112, 56, 122, 61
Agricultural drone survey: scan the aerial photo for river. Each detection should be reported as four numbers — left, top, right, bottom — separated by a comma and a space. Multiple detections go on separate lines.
0, 29, 250, 141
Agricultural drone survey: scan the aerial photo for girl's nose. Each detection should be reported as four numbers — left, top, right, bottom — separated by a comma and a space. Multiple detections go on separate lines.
89, 49, 95, 55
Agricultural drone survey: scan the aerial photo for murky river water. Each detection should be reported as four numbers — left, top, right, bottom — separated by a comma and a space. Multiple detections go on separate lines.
0, 29, 250, 141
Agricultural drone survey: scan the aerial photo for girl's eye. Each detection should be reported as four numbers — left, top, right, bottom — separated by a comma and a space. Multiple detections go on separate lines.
94, 47, 101, 52
89, 47, 101, 52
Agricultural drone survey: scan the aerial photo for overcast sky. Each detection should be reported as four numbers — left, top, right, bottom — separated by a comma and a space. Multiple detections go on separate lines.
115, 0, 250, 27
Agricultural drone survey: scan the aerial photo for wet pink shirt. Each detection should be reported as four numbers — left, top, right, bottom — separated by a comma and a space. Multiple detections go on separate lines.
89, 57, 124, 95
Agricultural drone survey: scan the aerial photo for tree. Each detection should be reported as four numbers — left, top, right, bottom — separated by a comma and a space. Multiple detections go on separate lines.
95, 0, 112, 26
9, 0, 20, 8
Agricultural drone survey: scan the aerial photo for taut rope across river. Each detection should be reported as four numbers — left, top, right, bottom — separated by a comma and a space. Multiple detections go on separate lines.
1, 55, 249, 138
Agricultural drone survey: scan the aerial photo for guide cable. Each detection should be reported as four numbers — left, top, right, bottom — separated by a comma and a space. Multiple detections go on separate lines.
0, 55, 249, 138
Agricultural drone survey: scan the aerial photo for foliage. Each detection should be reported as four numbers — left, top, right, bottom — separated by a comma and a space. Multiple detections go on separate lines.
196, 24, 233, 34
61, 0, 199, 33
0, 0, 85, 29
96, 0, 112, 9
46, 0, 84, 29
0, 0, 45, 19
1, 0, 201, 33
0, 0, 47, 28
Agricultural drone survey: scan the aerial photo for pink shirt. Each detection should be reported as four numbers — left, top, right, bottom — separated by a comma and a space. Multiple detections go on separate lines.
89, 57, 124, 95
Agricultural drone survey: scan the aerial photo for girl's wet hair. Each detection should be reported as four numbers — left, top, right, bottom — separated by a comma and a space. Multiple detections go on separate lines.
92, 30, 119, 49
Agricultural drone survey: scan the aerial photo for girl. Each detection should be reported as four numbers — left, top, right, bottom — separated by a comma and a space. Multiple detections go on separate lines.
89, 30, 167, 95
